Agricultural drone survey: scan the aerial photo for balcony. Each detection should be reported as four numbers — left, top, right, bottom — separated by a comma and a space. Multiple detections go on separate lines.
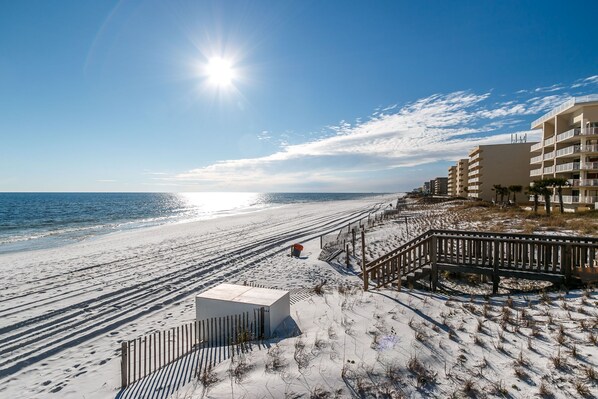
553, 127, 598, 143
556, 145, 580, 158
581, 162, 598, 170
543, 166, 554, 174
582, 144, 598, 153
568, 179, 598, 187
530, 142, 543, 152
555, 162, 580, 172
543, 151, 555, 160
469, 161, 480, 170
530, 154, 543, 164
530, 168, 542, 177
534, 195, 598, 204
469, 177, 479, 183
556, 128, 579, 143
561, 195, 598, 204
544, 137, 555, 147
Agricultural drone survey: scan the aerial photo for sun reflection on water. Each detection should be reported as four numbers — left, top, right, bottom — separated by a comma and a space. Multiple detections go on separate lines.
177, 192, 262, 218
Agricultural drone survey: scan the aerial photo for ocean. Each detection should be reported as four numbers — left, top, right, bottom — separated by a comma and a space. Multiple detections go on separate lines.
0, 192, 387, 254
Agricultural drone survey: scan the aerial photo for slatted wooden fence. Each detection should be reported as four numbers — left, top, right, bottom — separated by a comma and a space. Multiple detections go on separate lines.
120, 308, 266, 388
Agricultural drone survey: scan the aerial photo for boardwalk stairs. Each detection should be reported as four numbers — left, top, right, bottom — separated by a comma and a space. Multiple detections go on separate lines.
362, 229, 598, 293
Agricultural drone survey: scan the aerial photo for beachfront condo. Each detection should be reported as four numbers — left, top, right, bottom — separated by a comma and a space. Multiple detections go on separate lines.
447, 166, 457, 196
530, 95, 598, 211
456, 158, 469, 197
467, 143, 536, 202
434, 177, 448, 195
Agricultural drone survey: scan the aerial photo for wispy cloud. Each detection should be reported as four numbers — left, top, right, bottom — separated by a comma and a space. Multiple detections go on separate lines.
97, 179, 117, 183
156, 76, 598, 191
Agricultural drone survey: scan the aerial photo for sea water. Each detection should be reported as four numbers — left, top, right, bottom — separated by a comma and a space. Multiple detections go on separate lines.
0, 192, 385, 254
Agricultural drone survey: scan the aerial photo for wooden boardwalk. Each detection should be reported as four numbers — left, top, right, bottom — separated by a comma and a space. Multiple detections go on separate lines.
362, 229, 598, 293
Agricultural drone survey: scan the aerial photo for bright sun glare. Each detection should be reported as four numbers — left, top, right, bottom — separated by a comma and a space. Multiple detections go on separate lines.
205, 57, 235, 88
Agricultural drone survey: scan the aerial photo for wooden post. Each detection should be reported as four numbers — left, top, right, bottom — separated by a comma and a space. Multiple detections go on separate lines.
431, 236, 438, 292
121, 341, 128, 388
492, 239, 500, 294
564, 244, 572, 288
352, 229, 356, 253
361, 231, 368, 291
405, 216, 409, 237
346, 244, 350, 268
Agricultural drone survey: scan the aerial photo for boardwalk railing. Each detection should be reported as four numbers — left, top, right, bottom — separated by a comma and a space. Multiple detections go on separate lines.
363, 229, 598, 293
120, 308, 266, 388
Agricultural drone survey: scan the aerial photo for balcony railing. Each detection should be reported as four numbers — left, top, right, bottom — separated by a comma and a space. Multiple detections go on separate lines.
469, 161, 480, 170
544, 137, 555, 147
530, 142, 543, 152
533, 195, 598, 204
568, 179, 598, 187
530, 168, 542, 176
581, 162, 598, 170
556, 145, 580, 157
556, 127, 598, 143
543, 151, 555, 160
556, 128, 579, 143
555, 162, 580, 172
531, 155, 543, 164
543, 166, 554, 174
582, 144, 598, 152
561, 195, 598, 204
469, 177, 479, 183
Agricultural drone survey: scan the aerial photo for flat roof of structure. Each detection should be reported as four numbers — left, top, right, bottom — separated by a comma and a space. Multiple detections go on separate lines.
531, 95, 598, 129
196, 283, 288, 307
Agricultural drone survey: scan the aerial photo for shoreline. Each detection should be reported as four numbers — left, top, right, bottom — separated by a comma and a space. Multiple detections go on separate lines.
0, 192, 399, 257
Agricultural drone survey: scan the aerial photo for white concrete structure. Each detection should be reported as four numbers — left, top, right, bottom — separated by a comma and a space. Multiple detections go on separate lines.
195, 283, 290, 338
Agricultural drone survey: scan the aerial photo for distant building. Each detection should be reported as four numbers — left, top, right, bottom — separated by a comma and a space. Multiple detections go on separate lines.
429, 179, 436, 195
423, 181, 431, 194
456, 159, 469, 197
447, 166, 457, 196
530, 95, 598, 211
468, 143, 536, 202
434, 177, 448, 195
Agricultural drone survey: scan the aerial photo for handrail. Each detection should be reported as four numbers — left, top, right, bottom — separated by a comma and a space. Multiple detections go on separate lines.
365, 229, 434, 270
362, 229, 598, 292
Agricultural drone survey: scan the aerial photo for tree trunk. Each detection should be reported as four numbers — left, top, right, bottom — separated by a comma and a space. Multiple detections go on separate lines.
545, 194, 551, 216
533, 195, 538, 214
558, 187, 564, 214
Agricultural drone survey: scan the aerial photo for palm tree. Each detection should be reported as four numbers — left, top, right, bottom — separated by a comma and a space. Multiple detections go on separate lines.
498, 186, 509, 204
534, 180, 552, 215
492, 184, 503, 204
508, 185, 523, 204
547, 177, 570, 214
527, 185, 541, 214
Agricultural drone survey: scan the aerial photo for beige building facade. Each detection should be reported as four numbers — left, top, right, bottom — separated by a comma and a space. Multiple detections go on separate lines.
456, 158, 469, 197
468, 143, 535, 202
530, 96, 598, 211
447, 166, 457, 196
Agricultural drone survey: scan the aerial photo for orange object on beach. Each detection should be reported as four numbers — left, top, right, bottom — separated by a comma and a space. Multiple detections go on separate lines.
293, 243, 304, 251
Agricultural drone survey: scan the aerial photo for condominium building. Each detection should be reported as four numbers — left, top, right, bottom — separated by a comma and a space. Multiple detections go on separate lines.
455, 158, 469, 197
447, 166, 457, 196
433, 177, 448, 195
423, 181, 430, 194
429, 179, 436, 195
468, 143, 535, 202
530, 95, 598, 211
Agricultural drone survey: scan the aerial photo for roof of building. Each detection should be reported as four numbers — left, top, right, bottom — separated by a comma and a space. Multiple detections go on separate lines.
196, 283, 288, 306
531, 95, 598, 129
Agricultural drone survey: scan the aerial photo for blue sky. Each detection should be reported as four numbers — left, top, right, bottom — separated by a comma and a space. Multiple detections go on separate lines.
1, 0, 597, 192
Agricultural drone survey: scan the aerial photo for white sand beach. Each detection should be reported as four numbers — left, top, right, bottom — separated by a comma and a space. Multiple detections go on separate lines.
1, 195, 596, 399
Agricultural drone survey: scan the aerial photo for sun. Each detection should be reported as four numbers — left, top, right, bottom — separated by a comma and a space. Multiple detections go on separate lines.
205, 57, 235, 88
